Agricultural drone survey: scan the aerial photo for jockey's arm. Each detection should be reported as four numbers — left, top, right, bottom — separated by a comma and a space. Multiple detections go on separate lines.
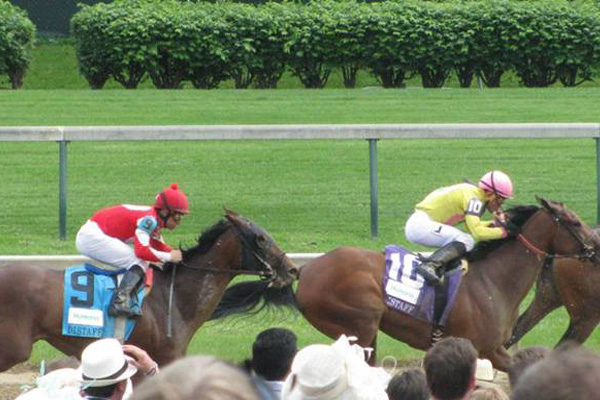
463, 197, 507, 241
134, 216, 173, 263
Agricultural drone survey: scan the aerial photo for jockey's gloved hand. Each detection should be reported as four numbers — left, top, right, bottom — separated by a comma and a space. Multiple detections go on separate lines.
503, 221, 520, 238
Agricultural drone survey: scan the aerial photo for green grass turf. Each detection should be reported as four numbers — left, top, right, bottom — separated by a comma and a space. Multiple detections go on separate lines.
2, 88, 600, 125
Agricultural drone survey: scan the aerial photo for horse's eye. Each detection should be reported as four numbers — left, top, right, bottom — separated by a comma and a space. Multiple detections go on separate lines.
256, 235, 268, 248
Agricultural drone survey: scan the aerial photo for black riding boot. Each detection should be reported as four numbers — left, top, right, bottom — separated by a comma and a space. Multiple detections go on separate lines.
109, 265, 144, 318
415, 242, 467, 286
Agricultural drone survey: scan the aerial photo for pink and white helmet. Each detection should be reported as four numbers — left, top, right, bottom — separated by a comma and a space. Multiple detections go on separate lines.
479, 170, 514, 199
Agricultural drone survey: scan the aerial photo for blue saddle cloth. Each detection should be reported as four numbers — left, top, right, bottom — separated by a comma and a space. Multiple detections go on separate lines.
61, 264, 144, 340
383, 245, 463, 326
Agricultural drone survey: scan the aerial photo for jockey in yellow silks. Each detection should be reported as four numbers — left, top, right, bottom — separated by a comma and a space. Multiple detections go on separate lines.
404, 171, 518, 285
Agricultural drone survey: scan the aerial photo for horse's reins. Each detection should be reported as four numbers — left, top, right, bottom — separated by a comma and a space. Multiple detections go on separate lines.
176, 222, 282, 280
516, 208, 599, 261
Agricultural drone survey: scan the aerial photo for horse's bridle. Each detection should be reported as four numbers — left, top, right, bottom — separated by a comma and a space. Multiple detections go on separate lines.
176, 221, 283, 281
517, 207, 600, 261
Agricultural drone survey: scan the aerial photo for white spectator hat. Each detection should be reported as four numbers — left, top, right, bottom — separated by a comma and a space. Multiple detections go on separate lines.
282, 335, 389, 400
78, 339, 138, 387
475, 358, 496, 382
38, 368, 81, 390
284, 343, 348, 399
15, 388, 48, 400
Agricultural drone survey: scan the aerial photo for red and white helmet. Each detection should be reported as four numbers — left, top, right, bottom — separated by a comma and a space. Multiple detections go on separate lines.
479, 170, 514, 199
154, 183, 189, 214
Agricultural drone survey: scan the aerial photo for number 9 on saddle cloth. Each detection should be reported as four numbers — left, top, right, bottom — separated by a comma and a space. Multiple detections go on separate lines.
61, 264, 151, 340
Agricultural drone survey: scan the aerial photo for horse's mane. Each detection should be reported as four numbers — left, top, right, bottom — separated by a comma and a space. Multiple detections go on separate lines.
183, 219, 230, 259
467, 205, 539, 262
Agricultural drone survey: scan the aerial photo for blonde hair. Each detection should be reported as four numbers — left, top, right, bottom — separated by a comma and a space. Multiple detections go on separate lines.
470, 386, 509, 400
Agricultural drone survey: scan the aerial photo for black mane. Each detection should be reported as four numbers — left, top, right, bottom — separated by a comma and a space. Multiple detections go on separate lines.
467, 205, 539, 262
183, 219, 230, 259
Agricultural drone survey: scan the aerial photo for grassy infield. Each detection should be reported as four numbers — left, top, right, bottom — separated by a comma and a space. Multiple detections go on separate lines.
1, 40, 600, 366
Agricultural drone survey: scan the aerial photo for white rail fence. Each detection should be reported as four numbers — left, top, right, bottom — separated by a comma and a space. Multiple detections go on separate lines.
1, 123, 600, 239
0, 254, 323, 270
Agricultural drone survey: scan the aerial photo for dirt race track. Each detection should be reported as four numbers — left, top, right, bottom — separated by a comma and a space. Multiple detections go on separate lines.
0, 359, 511, 400
0, 364, 38, 400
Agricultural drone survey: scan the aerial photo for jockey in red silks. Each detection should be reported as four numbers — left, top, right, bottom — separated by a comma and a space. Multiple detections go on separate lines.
76, 183, 189, 317
404, 170, 517, 286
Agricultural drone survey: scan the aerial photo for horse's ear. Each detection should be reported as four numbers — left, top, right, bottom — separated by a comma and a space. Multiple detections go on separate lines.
536, 196, 550, 209
537, 197, 565, 214
224, 208, 240, 223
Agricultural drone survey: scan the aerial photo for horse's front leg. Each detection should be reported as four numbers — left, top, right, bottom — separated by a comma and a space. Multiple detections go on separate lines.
505, 273, 562, 348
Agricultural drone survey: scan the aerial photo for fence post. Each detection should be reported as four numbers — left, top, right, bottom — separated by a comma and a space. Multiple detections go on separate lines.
58, 139, 68, 240
597, 138, 600, 226
368, 138, 379, 238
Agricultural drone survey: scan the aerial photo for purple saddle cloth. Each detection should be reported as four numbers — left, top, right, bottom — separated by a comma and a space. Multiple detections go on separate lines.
383, 245, 463, 326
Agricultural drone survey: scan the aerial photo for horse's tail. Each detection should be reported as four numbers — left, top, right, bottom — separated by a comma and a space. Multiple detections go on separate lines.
209, 281, 298, 321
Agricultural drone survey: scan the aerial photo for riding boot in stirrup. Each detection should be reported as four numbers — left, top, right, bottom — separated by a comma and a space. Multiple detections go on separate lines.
109, 265, 144, 318
415, 242, 467, 286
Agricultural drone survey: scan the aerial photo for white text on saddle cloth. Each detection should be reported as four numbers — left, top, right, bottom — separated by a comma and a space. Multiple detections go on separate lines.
385, 252, 425, 305
68, 307, 104, 327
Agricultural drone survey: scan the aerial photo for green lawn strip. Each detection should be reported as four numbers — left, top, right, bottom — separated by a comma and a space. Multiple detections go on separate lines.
2, 88, 600, 125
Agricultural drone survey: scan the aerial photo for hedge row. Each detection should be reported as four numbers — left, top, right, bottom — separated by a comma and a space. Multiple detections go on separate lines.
71, 0, 600, 89
0, 1, 35, 89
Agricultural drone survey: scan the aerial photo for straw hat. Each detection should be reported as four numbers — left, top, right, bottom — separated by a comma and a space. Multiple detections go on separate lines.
281, 335, 389, 400
79, 339, 138, 387
475, 359, 499, 389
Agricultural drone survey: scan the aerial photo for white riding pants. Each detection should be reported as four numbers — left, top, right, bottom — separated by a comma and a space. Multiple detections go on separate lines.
76, 220, 148, 271
404, 210, 475, 251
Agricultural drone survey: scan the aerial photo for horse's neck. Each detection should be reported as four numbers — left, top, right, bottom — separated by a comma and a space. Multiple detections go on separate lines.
152, 234, 239, 341
474, 212, 556, 305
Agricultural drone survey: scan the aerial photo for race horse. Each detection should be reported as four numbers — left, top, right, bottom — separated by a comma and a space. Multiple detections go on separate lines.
505, 228, 600, 348
210, 198, 600, 371
0, 210, 298, 372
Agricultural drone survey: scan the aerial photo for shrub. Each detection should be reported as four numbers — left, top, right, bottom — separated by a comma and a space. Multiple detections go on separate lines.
0, 1, 35, 89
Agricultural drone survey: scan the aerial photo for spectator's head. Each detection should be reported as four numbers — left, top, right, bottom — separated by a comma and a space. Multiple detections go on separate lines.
251, 327, 297, 381
511, 343, 600, 400
79, 338, 137, 399
281, 335, 389, 400
386, 368, 429, 400
131, 355, 269, 400
423, 337, 478, 400
469, 386, 509, 400
507, 346, 551, 388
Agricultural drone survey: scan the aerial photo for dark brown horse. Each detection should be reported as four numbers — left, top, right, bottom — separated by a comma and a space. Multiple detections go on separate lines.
211, 198, 600, 371
505, 228, 600, 348
0, 210, 298, 372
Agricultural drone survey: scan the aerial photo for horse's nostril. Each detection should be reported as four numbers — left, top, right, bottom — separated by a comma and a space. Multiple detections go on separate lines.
289, 265, 300, 279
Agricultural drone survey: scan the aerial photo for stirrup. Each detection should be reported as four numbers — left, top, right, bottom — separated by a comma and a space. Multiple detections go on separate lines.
109, 302, 142, 318
415, 263, 441, 286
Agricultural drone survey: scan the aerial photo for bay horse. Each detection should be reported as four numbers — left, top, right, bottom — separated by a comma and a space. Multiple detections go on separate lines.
210, 198, 600, 371
0, 210, 298, 372
505, 228, 600, 348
